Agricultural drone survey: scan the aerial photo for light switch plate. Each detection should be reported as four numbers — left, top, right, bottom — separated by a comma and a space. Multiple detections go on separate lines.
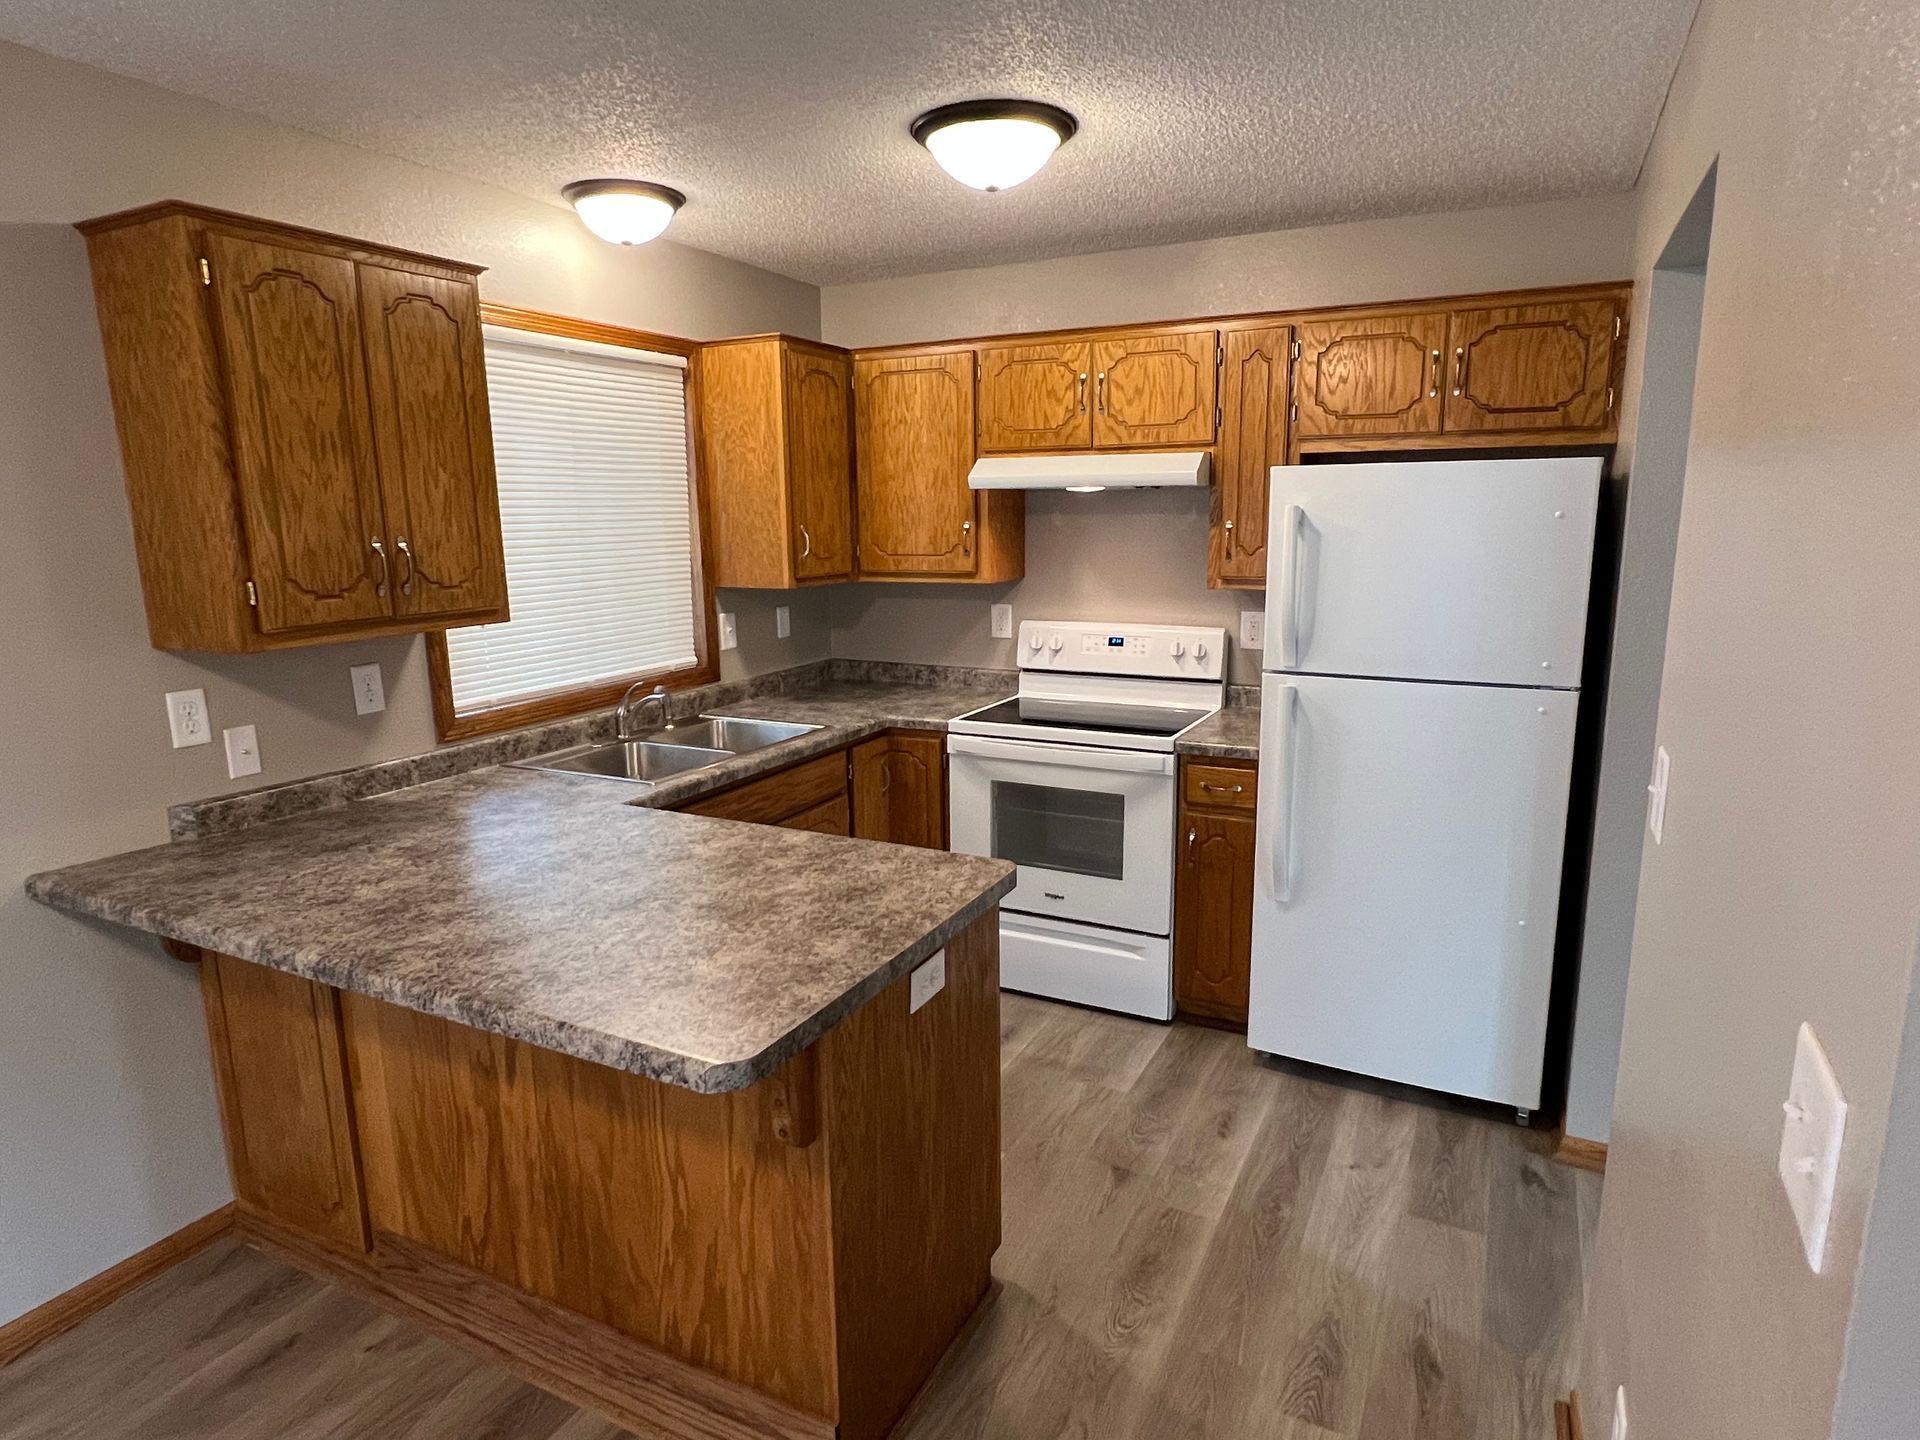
1646, 745, 1671, 843
222, 724, 261, 779
1779, 1021, 1848, 1272
909, 949, 947, 1013
165, 688, 211, 748
717, 612, 738, 651
349, 662, 385, 716
1240, 611, 1265, 649
990, 604, 1014, 640
775, 605, 792, 640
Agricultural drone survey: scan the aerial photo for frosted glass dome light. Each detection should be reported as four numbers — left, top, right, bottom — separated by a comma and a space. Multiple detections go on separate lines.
911, 101, 1077, 192
562, 180, 686, 245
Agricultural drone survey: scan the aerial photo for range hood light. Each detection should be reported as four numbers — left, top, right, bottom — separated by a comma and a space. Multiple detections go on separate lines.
1065, 484, 1107, 493
968, 451, 1211, 491
562, 179, 686, 245
911, 100, 1078, 192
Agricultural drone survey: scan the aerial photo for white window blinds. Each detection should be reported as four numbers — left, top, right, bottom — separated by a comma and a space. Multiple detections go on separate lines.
444, 326, 698, 714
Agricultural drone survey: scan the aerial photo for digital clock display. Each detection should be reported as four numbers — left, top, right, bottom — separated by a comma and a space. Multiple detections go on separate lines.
1108, 636, 1125, 646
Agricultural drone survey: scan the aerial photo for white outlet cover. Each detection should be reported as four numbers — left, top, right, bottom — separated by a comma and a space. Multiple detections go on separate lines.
1779, 1021, 1848, 1273
990, 603, 1014, 639
1612, 1385, 1629, 1440
775, 604, 792, 640
718, 612, 738, 651
1240, 610, 1266, 649
1647, 745, 1671, 843
909, 948, 947, 1013
349, 662, 386, 716
223, 724, 262, 779
165, 688, 212, 748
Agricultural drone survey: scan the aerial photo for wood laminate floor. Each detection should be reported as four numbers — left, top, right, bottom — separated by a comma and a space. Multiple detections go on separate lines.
0, 996, 1600, 1439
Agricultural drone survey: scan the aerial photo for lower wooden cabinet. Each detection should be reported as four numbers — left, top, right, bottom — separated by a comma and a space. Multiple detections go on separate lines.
782, 793, 852, 835
850, 732, 947, 848
1173, 758, 1259, 1024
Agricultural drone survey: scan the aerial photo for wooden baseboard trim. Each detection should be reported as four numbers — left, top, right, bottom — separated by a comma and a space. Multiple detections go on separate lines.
234, 1209, 832, 1440
0, 1202, 235, 1366
1553, 1133, 1609, 1173
1556, 1389, 1586, 1440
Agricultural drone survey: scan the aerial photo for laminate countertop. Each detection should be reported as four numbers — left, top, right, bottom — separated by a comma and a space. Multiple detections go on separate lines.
1175, 705, 1262, 760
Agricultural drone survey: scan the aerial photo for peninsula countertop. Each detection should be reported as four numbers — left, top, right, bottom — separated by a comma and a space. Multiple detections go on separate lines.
27, 764, 1015, 1094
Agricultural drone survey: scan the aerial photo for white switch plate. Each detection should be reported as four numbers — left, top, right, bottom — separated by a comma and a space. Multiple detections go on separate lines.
990, 603, 1014, 640
775, 605, 792, 640
222, 724, 262, 779
1779, 1021, 1848, 1273
349, 662, 385, 716
1646, 745, 1671, 843
164, 688, 212, 748
1611, 1385, 1629, 1440
1239, 610, 1265, 649
909, 948, 947, 1013
717, 612, 738, 651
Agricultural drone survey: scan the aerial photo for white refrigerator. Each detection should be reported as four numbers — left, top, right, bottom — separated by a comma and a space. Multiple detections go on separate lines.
1247, 456, 1602, 1114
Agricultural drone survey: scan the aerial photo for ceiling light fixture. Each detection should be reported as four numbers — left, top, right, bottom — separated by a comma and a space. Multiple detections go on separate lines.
910, 99, 1077, 192
562, 179, 686, 245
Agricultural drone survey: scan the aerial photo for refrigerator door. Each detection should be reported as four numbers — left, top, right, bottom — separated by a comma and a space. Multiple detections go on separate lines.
1265, 456, 1601, 686
1248, 672, 1578, 1109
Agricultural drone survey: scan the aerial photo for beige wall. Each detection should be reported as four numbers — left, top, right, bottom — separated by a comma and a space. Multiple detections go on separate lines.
1581, 0, 1920, 1434
0, 41, 823, 1326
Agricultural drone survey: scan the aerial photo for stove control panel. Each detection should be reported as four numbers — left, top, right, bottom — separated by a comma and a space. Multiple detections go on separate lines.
1018, 620, 1228, 680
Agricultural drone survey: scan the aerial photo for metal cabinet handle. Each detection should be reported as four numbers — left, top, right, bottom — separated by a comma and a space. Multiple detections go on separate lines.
1452, 346, 1469, 398
878, 757, 892, 796
1096, 371, 1107, 413
800, 525, 813, 559
394, 536, 415, 597
1223, 518, 1235, 560
962, 518, 973, 555
1077, 372, 1088, 413
1200, 782, 1245, 796
370, 537, 389, 597
1186, 826, 1197, 863
1428, 349, 1441, 398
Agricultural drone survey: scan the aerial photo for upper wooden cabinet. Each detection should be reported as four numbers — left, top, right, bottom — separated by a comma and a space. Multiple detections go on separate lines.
1092, 327, 1218, 447
699, 335, 855, 588
977, 340, 1091, 451
1445, 297, 1620, 433
1212, 323, 1293, 588
78, 202, 508, 652
1294, 310, 1447, 440
852, 349, 1022, 583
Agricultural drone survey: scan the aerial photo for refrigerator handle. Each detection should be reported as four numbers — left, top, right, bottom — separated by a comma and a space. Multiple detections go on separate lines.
1276, 504, 1305, 668
1272, 683, 1298, 902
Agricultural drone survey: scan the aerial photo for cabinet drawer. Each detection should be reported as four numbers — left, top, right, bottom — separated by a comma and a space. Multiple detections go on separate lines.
1183, 762, 1258, 811
684, 751, 848, 824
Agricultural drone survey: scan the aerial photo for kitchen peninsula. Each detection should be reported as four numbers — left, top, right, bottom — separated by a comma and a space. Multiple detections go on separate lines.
26, 763, 1015, 1440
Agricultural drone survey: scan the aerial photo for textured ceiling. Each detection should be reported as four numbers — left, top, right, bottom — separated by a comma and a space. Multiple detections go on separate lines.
0, 0, 1697, 284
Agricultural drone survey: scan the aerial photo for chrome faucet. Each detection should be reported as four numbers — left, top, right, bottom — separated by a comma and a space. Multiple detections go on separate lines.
616, 683, 670, 739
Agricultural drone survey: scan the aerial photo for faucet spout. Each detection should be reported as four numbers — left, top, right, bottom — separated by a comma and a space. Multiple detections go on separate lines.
616, 682, 670, 740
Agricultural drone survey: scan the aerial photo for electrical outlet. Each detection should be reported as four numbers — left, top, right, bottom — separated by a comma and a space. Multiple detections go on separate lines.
349, 662, 385, 716
717, 612, 738, 651
1779, 1022, 1848, 1272
1239, 610, 1265, 649
1611, 1385, 1629, 1440
1647, 745, 1671, 843
909, 949, 947, 1013
775, 605, 791, 640
990, 603, 1014, 640
222, 724, 261, 779
165, 689, 212, 748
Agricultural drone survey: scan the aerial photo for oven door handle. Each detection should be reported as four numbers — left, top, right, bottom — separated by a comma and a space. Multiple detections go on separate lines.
946, 733, 1176, 775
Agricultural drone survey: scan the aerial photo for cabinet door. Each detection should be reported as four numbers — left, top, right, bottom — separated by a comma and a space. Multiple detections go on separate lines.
204, 230, 391, 633
1092, 329, 1217, 448
357, 264, 508, 619
1293, 311, 1446, 439
1213, 325, 1292, 586
978, 341, 1092, 452
784, 346, 854, 581
855, 352, 978, 576
1173, 806, 1258, 1023
1444, 298, 1619, 433
781, 793, 852, 835
851, 732, 947, 849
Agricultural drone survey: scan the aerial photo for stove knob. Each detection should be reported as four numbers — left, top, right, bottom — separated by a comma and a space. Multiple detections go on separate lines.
1194, 640, 1209, 660
1027, 633, 1042, 651
1169, 640, 1185, 658
1047, 633, 1064, 653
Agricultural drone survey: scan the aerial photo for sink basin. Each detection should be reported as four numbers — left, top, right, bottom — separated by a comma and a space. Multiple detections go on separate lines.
652, 716, 822, 754
517, 739, 733, 785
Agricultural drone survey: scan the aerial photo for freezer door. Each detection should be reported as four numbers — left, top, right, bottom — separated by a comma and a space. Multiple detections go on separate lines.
1247, 672, 1579, 1109
1265, 456, 1601, 685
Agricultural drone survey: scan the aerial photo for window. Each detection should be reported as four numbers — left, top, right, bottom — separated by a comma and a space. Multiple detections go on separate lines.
429, 307, 714, 739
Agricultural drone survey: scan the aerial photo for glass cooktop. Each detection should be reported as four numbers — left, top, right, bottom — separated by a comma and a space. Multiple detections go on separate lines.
956, 694, 1214, 739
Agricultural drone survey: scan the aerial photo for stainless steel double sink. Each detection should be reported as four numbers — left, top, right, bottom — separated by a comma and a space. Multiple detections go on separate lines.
514, 716, 822, 787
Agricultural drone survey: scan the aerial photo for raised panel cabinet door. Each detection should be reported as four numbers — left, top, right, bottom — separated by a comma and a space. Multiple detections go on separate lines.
1091, 329, 1217, 448
854, 352, 978, 576
1444, 298, 1619, 433
977, 341, 1093, 452
1213, 325, 1292, 585
784, 346, 855, 581
1294, 311, 1447, 439
781, 793, 853, 835
203, 230, 391, 632
1172, 806, 1258, 1023
851, 733, 947, 849
357, 265, 508, 619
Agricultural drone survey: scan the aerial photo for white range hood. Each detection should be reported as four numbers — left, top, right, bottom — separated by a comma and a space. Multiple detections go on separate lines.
967, 451, 1211, 491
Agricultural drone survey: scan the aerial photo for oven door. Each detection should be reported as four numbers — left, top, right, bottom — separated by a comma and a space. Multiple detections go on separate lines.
947, 733, 1176, 936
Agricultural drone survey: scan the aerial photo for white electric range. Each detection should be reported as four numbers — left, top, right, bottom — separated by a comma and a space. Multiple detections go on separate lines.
947, 620, 1228, 1020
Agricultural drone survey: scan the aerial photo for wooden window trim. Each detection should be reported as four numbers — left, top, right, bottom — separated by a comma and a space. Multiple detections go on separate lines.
426, 304, 720, 742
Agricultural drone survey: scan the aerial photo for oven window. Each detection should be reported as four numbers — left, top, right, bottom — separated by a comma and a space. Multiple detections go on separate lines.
991, 782, 1126, 880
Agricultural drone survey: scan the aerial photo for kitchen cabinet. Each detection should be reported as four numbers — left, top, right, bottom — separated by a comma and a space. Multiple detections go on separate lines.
1091, 327, 1218, 448
78, 202, 508, 652
977, 339, 1092, 451
698, 335, 855, 587
1211, 323, 1293, 588
1173, 758, 1259, 1024
1293, 310, 1447, 441
781, 793, 852, 836
682, 748, 850, 827
852, 349, 1023, 582
1444, 297, 1620, 434
851, 731, 947, 848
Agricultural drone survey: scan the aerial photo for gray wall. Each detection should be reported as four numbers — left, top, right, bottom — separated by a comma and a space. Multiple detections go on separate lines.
0, 41, 821, 1327
1579, 0, 1920, 1434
